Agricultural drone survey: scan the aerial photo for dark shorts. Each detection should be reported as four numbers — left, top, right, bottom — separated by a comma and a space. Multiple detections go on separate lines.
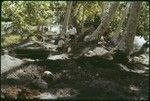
70, 35, 75, 40
57, 47, 63, 51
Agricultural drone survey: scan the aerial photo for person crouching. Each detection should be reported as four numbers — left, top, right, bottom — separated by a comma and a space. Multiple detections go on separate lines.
57, 37, 65, 53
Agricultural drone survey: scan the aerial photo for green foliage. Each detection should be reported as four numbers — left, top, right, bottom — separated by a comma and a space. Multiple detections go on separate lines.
137, 2, 149, 40
1, 1, 149, 47
73, 1, 102, 26
1, 34, 22, 47
52, 1, 67, 24
2, 1, 54, 33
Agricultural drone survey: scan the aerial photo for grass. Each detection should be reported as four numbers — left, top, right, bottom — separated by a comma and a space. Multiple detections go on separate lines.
1, 34, 28, 48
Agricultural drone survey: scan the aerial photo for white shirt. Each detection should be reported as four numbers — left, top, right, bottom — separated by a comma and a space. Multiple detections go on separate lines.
58, 40, 65, 48
68, 27, 77, 35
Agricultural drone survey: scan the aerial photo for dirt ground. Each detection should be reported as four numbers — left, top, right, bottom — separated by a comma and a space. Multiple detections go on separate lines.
1, 56, 149, 100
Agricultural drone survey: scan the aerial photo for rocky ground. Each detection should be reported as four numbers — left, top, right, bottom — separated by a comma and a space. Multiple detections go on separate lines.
1, 52, 149, 100
1, 38, 149, 100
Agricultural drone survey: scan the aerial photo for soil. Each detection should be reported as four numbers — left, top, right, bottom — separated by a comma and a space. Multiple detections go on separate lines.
1, 55, 149, 100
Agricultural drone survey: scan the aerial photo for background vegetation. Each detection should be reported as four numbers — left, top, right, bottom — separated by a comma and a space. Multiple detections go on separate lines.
1, 1, 149, 47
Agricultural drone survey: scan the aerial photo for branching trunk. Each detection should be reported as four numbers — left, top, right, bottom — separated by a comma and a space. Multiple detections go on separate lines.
84, 2, 119, 42
117, 2, 142, 54
67, 2, 119, 58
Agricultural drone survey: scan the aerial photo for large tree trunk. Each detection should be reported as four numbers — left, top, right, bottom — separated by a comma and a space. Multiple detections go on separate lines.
113, 3, 130, 37
68, 2, 119, 57
71, 3, 82, 33
117, 2, 142, 54
101, 2, 110, 18
110, 3, 130, 46
84, 2, 119, 42
60, 1, 73, 38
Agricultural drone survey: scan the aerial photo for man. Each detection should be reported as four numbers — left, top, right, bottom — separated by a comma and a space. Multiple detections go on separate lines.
56, 37, 65, 53
68, 25, 77, 40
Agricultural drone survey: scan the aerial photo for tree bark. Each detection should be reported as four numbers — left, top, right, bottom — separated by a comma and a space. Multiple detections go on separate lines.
113, 3, 130, 37
81, 3, 86, 35
70, 3, 82, 32
60, 1, 73, 38
110, 3, 130, 46
67, 2, 119, 58
117, 2, 142, 54
84, 2, 119, 42
101, 2, 110, 18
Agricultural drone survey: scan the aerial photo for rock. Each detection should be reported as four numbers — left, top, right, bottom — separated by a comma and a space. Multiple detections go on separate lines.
85, 47, 113, 60
22, 58, 35, 62
47, 54, 69, 60
118, 64, 130, 72
2, 86, 22, 99
43, 71, 53, 75
119, 63, 147, 74
132, 54, 149, 65
42, 43, 58, 50
92, 47, 108, 56
55, 88, 78, 98
140, 54, 147, 59
32, 78, 48, 90
50, 40, 55, 44
1, 93, 5, 99
133, 36, 146, 51
18, 88, 40, 99
130, 69, 146, 74
85, 50, 95, 57
1, 54, 24, 74
42, 71, 55, 81
101, 53, 114, 60
3, 49, 9, 54
17, 41, 34, 48
84, 35, 91, 42
36, 92, 57, 99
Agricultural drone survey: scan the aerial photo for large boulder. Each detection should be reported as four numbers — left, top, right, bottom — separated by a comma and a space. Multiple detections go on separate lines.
32, 78, 48, 90
132, 54, 149, 66
1, 54, 24, 75
47, 54, 69, 60
133, 36, 149, 53
85, 47, 113, 60
36, 92, 57, 99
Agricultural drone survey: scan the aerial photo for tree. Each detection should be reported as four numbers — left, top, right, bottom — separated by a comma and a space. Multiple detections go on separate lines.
137, 2, 149, 40
1, 1, 54, 34
60, 1, 73, 38
113, 2, 130, 37
84, 2, 119, 42
117, 2, 142, 54
81, 3, 86, 35
70, 1, 103, 33
110, 2, 130, 46
68, 2, 119, 57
